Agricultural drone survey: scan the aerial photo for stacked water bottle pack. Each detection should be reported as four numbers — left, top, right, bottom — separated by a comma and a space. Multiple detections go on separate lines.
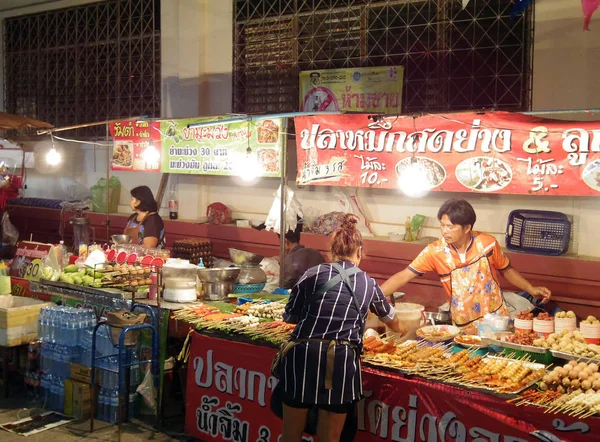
38, 306, 141, 422
38, 306, 95, 413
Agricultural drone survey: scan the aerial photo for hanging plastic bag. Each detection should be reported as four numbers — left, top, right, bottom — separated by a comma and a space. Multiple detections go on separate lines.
90, 176, 121, 213
207, 202, 233, 225
332, 188, 374, 237
1, 212, 18, 246
260, 257, 280, 294
264, 185, 303, 233
137, 364, 156, 410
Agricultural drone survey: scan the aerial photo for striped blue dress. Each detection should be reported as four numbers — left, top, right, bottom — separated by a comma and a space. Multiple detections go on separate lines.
281, 261, 395, 406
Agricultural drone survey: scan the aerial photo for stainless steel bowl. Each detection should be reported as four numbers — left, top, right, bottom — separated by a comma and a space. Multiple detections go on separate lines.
229, 248, 264, 266
111, 234, 132, 245
197, 266, 241, 283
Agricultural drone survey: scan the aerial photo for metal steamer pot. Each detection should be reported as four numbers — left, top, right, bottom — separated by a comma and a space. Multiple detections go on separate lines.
197, 267, 241, 301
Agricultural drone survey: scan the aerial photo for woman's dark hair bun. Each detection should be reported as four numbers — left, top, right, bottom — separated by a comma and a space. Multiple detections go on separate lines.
341, 213, 359, 230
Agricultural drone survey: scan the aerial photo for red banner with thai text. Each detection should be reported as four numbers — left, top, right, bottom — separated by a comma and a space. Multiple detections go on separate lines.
185, 333, 599, 442
294, 112, 600, 196
109, 120, 162, 172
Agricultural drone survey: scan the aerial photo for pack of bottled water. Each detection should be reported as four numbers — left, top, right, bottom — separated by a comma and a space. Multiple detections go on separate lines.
39, 306, 140, 421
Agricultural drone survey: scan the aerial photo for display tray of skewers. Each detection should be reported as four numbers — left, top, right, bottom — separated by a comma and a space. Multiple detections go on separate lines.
511, 360, 600, 418
91, 262, 154, 293
362, 335, 546, 397
172, 301, 294, 346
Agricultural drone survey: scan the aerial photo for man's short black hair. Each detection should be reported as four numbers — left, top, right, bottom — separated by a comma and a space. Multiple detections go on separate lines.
437, 198, 476, 228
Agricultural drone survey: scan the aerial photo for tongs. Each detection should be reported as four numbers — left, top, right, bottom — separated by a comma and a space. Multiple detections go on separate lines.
389, 292, 405, 306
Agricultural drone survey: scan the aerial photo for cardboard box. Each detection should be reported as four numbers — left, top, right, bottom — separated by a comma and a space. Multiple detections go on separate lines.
64, 379, 75, 416
70, 363, 96, 385
72, 381, 91, 420
0, 296, 52, 346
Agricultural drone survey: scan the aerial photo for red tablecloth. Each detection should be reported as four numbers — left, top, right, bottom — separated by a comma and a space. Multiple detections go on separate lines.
185, 332, 599, 442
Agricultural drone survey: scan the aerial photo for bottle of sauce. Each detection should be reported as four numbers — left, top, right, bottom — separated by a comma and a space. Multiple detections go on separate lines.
168, 190, 178, 220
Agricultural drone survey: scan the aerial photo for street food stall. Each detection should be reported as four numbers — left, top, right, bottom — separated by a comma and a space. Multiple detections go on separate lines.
3, 110, 600, 442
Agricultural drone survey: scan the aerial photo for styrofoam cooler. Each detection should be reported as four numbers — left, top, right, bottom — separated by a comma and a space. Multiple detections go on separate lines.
580, 323, 600, 344
514, 318, 533, 334
533, 318, 554, 337
385, 302, 425, 341
554, 317, 577, 334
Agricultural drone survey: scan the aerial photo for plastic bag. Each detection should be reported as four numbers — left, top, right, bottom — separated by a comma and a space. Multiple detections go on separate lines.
264, 185, 303, 233
1, 212, 18, 246
504, 291, 535, 319
332, 188, 374, 237
310, 211, 346, 236
90, 176, 121, 213
260, 257, 280, 293
137, 363, 156, 410
207, 202, 233, 225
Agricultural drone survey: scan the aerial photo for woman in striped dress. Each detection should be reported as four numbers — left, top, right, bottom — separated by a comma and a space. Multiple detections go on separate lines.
279, 214, 406, 442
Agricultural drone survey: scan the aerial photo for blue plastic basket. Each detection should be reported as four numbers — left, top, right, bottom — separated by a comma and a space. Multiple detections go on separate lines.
505, 209, 571, 256
234, 283, 266, 294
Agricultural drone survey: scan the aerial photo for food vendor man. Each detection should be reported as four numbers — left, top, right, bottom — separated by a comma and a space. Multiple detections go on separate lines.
281, 220, 325, 289
381, 199, 551, 333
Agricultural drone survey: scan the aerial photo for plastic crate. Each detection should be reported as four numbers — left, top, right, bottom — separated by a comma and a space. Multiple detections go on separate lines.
505, 210, 570, 256
234, 283, 266, 294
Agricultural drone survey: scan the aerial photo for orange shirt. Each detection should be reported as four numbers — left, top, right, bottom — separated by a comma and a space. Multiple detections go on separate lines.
408, 232, 511, 300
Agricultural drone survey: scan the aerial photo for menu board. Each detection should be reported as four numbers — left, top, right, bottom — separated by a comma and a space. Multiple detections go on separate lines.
109, 120, 162, 172
160, 117, 283, 177
295, 112, 600, 196
11, 242, 52, 278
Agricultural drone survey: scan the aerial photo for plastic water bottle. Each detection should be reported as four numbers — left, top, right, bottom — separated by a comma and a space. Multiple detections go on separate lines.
57, 379, 65, 412
97, 388, 106, 420
109, 389, 119, 423
128, 393, 136, 420
50, 376, 59, 411
40, 373, 49, 405
130, 350, 140, 388
38, 308, 45, 340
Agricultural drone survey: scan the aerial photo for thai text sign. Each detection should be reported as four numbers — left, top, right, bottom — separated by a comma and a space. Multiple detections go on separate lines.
299, 66, 404, 114
160, 118, 283, 177
295, 112, 600, 196
185, 333, 596, 442
109, 121, 162, 172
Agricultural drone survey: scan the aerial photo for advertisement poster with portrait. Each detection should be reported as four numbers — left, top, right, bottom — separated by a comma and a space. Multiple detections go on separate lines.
299, 66, 404, 114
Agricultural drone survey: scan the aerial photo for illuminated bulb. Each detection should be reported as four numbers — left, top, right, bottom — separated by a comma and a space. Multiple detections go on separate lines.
235, 155, 262, 183
143, 145, 160, 165
397, 161, 430, 198
46, 148, 61, 166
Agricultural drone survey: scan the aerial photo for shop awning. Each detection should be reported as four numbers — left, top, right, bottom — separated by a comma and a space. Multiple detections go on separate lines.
0, 112, 53, 130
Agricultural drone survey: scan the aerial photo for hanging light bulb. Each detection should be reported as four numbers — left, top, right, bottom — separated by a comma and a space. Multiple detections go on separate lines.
46, 134, 62, 166
142, 141, 160, 169
397, 158, 431, 198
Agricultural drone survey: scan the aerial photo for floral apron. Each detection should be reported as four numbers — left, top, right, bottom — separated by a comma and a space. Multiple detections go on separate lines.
446, 242, 509, 335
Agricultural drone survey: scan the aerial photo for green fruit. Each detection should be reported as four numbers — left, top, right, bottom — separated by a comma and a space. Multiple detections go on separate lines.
93, 272, 104, 279
86, 268, 95, 277
72, 276, 83, 285
64, 265, 78, 273
91, 283, 103, 288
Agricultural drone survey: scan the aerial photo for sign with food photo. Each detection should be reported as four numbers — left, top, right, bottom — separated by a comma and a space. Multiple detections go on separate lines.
160, 117, 283, 177
295, 112, 600, 196
109, 121, 162, 172
300, 66, 404, 114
